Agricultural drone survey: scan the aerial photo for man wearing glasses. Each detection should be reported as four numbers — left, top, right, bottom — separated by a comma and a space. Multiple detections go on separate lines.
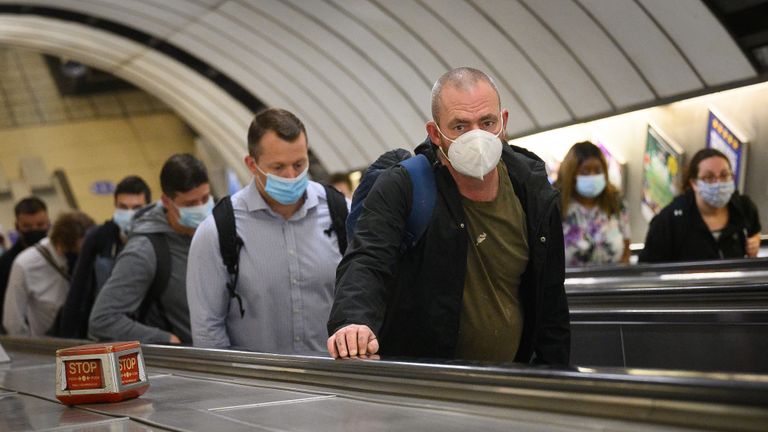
327, 67, 570, 365
640, 148, 762, 262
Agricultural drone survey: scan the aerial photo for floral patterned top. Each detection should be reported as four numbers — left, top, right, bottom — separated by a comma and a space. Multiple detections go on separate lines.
563, 200, 631, 266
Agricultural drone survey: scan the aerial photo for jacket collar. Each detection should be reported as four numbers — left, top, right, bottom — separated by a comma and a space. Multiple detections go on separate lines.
415, 136, 556, 234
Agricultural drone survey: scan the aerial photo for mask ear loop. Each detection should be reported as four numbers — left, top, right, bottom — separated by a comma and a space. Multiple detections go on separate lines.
433, 110, 505, 166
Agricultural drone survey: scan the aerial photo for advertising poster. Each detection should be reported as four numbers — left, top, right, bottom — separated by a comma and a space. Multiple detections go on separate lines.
706, 110, 748, 192
641, 124, 684, 221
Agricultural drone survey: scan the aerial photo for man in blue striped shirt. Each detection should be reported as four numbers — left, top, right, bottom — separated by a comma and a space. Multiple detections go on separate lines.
187, 108, 346, 355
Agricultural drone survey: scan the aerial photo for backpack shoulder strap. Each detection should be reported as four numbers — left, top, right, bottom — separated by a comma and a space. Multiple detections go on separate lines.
34, 244, 69, 281
136, 233, 172, 325
323, 184, 349, 255
400, 153, 436, 248
212, 196, 245, 318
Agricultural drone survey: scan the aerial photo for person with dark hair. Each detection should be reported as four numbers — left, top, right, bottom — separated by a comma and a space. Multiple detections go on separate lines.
329, 172, 354, 199
0, 196, 50, 331
89, 154, 211, 344
55, 175, 151, 338
556, 141, 630, 266
327, 68, 569, 365
3, 211, 94, 336
640, 148, 761, 262
187, 108, 348, 354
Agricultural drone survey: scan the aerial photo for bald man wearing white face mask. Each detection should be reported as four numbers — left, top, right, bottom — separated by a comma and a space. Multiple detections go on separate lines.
328, 67, 570, 365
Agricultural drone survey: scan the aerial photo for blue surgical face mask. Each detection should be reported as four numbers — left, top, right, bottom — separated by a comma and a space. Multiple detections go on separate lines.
697, 180, 734, 208
257, 166, 309, 205
113, 209, 136, 233
177, 198, 213, 229
575, 174, 606, 198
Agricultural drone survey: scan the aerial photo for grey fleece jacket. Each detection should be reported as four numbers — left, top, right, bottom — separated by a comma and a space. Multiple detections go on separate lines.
88, 204, 192, 344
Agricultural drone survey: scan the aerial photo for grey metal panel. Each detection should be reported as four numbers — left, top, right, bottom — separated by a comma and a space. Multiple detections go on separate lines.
87, 374, 328, 431
475, 0, 619, 120
189, 12, 383, 164
220, 1, 414, 155
169, 23, 367, 168
639, 0, 757, 86
137, 0, 216, 20
375, 0, 535, 135
50, 0, 186, 38
522, 0, 656, 110
220, 396, 580, 432
116, 50, 255, 175
330, 0, 446, 87
3, 338, 768, 431
421, 0, 572, 128
0, 0, 760, 173
622, 324, 768, 373
291, 0, 430, 116
224, 1, 417, 159
189, 0, 227, 8
0, 393, 149, 432
248, 0, 426, 141
570, 324, 626, 367
579, 0, 701, 97
0, 364, 57, 400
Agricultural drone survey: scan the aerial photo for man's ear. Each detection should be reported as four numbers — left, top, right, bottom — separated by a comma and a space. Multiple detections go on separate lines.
500, 109, 509, 141
426, 121, 441, 146
244, 154, 259, 176
161, 194, 172, 209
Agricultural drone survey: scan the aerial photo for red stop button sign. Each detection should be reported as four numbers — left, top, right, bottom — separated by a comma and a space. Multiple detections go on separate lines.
119, 353, 140, 385
64, 360, 104, 390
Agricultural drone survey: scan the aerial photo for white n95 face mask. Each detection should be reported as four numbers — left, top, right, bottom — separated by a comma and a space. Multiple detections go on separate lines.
435, 119, 504, 180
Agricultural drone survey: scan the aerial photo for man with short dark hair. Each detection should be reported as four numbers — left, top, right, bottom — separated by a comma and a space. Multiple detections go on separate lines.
56, 175, 152, 338
187, 108, 347, 354
328, 68, 570, 365
0, 197, 50, 331
3, 211, 94, 336
89, 155, 211, 344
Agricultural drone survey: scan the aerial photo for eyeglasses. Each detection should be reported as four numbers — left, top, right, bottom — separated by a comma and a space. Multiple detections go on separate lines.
697, 172, 733, 184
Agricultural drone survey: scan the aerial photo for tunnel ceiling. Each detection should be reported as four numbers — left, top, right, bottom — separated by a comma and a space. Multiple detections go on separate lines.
0, 0, 762, 173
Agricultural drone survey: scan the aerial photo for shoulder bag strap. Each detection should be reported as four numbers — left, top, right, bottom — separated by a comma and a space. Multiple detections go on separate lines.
34, 244, 69, 281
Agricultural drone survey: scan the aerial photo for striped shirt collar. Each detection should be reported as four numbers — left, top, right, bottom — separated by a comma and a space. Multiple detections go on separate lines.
240, 179, 320, 220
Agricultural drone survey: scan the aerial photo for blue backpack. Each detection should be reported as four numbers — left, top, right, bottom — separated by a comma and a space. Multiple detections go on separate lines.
346, 149, 436, 250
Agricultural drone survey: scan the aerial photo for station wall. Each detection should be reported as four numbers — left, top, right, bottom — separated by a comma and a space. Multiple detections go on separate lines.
511, 82, 768, 243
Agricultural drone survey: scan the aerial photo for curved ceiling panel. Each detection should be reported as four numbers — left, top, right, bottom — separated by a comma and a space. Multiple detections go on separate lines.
0, 15, 253, 180
579, 0, 701, 98
522, 0, 657, 109
422, 0, 573, 129
638, 0, 756, 86
474, 0, 612, 122
0, 0, 760, 172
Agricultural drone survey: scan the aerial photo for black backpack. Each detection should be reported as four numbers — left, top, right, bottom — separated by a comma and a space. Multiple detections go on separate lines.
212, 184, 348, 318
49, 231, 171, 338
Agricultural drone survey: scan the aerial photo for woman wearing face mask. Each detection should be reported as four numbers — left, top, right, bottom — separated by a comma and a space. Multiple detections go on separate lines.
556, 141, 630, 266
640, 148, 761, 262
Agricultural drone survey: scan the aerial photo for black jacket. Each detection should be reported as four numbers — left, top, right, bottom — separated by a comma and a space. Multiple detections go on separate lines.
639, 190, 761, 262
0, 241, 26, 332
56, 221, 123, 338
328, 138, 570, 365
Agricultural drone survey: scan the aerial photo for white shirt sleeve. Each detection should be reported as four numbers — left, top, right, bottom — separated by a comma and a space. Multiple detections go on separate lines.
3, 261, 30, 336
186, 215, 233, 348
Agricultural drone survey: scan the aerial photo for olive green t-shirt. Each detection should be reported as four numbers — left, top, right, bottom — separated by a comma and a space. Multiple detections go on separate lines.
455, 162, 529, 362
